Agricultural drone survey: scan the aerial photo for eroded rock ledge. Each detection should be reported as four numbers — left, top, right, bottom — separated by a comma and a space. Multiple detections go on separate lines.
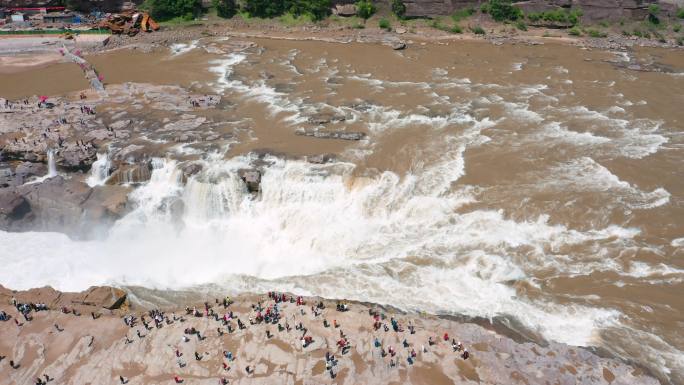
0, 285, 659, 385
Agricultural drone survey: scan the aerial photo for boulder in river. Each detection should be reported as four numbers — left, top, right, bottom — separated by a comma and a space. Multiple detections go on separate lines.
180, 162, 203, 184
391, 41, 407, 50
296, 130, 366, 141
307, 154, 336, 164
238, 169, 261, 193
307, 112, 347, 125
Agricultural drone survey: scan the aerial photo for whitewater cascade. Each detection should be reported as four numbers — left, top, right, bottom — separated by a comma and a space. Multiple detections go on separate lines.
47, 149, 57, 177
87, 152, 111, 187
0, 151, 639, 349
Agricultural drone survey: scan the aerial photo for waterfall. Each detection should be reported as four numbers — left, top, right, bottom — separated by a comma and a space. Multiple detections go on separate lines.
87, 152, 111, 187
47, 149, 57, 177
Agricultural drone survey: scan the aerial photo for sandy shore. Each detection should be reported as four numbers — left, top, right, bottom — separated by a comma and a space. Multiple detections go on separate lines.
0, 286, 658, 385
0, 35, 110, 74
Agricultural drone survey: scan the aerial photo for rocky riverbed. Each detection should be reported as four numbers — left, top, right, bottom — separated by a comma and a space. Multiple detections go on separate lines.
0, 85, 229, 237
0, 285, 660, 385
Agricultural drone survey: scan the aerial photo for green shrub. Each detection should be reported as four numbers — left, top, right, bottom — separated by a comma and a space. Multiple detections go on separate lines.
648, 4, 660, 25
526, 12, 540, 22
632, 28, 643, 37
356, 0, 376, 20
279, 12, 313, 25
65, 0, 91, 12
378, 17, 391, 30
677, 36, 684, 45
287, 0, 332, 21
586, 28, 607, 38
450, 24, 463, 33
678, 8, 684, 19
486, 0, 522, 22
212, 0, 236, 18
569, 26, 581, 36
526, 8, 582, 26
515, 20, 527, 31
674, 24, 681, 33
242, 0, 284, 18
451, 7, 475, 22
470, 25, 486, 34
391, 0, 406, 18
148, 0, 201, 21
430, 17, 445, 30
241, 0, 331, 21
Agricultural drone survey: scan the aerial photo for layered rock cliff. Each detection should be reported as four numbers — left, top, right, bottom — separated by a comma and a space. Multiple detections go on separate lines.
400, 0, 680, 21
2, 0, 681, 19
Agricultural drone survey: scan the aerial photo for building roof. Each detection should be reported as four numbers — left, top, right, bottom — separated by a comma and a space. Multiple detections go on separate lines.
44, 12, 73, 17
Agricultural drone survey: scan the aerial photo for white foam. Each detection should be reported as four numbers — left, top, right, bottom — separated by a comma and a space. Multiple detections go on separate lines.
209, 53, 247, 92
545, 157, 670, 210
0, 148, 644, 350
170, 40, 199, 56
558, 107, 668, 159
86, 152, 111, 187
541, 122, 611, 146
625, 261, 684, 280
25, 149, 58, 185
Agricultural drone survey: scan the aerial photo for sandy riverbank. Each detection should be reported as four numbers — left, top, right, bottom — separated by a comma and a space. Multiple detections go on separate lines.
0, 286, 659, 385
0, 35, 110, 74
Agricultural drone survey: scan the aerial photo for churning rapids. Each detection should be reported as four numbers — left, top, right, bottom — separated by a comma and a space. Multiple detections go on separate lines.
1, 38, 683, 384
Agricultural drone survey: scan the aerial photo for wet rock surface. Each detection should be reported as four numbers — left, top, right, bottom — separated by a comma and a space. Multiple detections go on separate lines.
0, 190, 31, 225
238, 169, 262, 193
0, 176, 130, 237
0, 84, 226, 235
296, 129, 366, 141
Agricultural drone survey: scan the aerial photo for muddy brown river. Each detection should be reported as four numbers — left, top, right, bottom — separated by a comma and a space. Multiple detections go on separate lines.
1, 37, 683, 384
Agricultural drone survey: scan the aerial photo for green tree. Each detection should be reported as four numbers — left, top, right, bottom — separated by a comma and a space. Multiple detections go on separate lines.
213, 0, 237, 18
356, 0, 376, 20
286, 0, 332, 21
242, 0, 286, 18
486, 0, 521, 22
148, 0, 202, 20
647, 4, 660, 25
391, 0, 406, 18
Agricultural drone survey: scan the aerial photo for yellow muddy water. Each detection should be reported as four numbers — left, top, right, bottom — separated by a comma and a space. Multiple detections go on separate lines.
1, 37, 683, 384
